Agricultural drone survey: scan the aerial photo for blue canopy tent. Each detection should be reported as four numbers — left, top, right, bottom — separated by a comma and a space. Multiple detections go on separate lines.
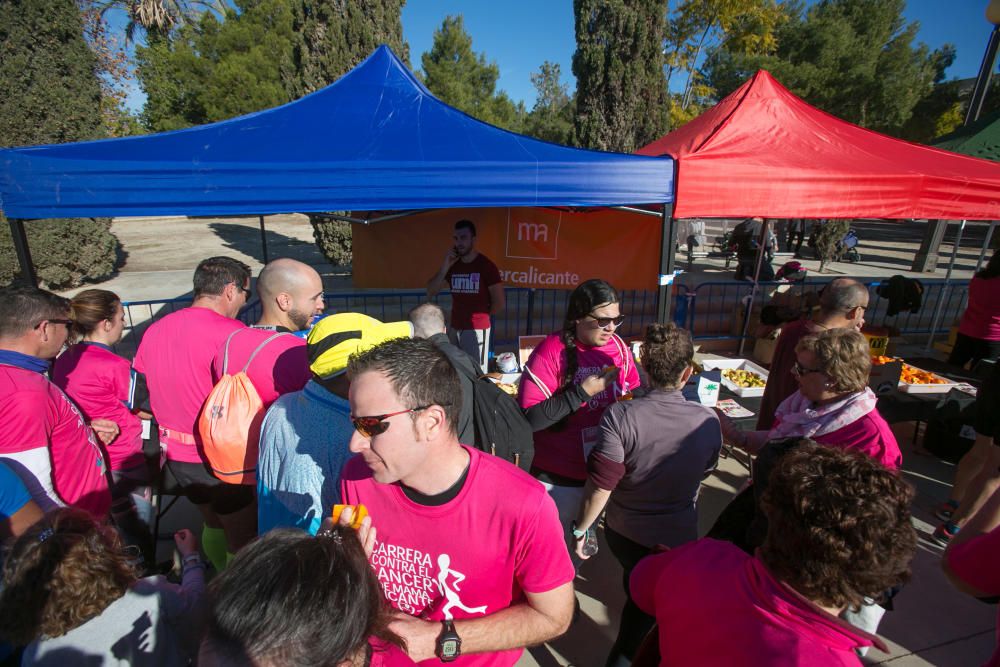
1, 46, 677, 312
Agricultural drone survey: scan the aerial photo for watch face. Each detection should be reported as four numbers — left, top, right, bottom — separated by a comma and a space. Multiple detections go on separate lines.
441, 639, 459, 658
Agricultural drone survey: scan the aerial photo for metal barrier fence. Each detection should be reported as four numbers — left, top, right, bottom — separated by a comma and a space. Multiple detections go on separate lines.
117, 278, 968, 360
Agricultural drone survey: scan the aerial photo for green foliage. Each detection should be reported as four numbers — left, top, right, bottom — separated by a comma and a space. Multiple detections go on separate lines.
136, 0, 297, 131
309, 215, 352, 267
665, 0, 788, 119
0, 0, 104, 147
571, 0, 669, 151
523, 62, 575, 145
0, 217, 119, 289
286, 0, 409, 99
814, 218, 851, 272
0, 0, 120, 287
703, 0, 948, 136
420, 16, 525, 132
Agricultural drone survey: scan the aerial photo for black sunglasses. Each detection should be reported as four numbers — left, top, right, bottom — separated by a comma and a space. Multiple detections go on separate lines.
351, 406, 432, 438
586, 313, 626, 329
791, 360, 825, 377
231, 282, 252, 296
35, 318, 74, 329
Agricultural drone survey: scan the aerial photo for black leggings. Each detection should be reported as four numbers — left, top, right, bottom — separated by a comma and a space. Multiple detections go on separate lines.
948, 333, 1000, 370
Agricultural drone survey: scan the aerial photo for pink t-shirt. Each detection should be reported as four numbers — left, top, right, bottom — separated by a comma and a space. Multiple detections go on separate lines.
810, 411, 902, 470
210, 329, 310, 406
946, 526, 1000, 667
519, 332, 641, 480
52, 343, 143, 471
959, 275, 1000, 341
341, 446, 574, 667
0, 364, 111, 518
631, 539, 886, 666
133, 307, 245, 463
445, 253, 502, 330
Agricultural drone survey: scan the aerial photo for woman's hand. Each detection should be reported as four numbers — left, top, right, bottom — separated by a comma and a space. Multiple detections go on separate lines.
716, 412, 744, 447
174, 528, 198, 557
580, 366, 620, 398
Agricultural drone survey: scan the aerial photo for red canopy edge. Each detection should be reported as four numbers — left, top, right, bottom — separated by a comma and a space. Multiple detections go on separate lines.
637, 70, 1000, 221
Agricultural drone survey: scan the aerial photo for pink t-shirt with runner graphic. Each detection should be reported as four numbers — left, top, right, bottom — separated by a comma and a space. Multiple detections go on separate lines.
133, 306, 245, 463
53, 343, 143, 471
341, 446, 574, 667
0, 365, 111, 518
518, 332, 641, 480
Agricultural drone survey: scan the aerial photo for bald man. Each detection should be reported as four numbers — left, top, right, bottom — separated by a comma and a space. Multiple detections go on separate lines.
254, 258, 325, 333
203, 259, 323, 561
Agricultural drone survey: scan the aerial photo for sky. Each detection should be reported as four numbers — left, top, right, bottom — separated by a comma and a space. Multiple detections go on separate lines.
119, 1, 995, 113
401, 0, 993, 108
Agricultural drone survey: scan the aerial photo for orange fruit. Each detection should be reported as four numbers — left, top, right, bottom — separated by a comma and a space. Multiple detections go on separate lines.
331, 503, 368, 529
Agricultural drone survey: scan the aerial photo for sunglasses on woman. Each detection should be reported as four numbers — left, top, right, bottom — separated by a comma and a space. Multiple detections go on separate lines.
351, 406, 432, 438
791, 361, 825, 377
586, 313, 626, 329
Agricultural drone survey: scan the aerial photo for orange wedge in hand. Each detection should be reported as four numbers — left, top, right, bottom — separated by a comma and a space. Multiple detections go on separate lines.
331, 503, 368, 529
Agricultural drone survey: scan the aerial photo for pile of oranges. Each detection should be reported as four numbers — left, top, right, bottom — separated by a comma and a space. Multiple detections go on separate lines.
900, 364, 947, 385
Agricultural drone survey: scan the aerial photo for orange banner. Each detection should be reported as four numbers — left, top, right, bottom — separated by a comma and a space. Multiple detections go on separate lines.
352, 207, 661, 290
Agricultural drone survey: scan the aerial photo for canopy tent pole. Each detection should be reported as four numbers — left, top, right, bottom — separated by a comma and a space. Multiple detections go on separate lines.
6, 216, 38, 288
925, 219, 966, 354
656, 200, 678, 323
975, 221, 997, 271
738, 218, 769, 357
258, 215, 269, 264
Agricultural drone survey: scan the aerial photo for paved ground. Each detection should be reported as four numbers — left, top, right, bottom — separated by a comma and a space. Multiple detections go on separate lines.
101, 215, 998, 666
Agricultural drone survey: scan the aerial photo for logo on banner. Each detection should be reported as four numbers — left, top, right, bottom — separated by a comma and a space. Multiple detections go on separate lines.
505, 212, 561, 260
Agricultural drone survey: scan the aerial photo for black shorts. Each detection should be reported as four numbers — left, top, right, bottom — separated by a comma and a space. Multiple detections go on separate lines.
166, 460, 255, 515
974, 362, 1000, 443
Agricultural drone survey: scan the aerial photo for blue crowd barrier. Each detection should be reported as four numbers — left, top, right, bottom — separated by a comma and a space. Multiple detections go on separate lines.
117, 278, 969, 361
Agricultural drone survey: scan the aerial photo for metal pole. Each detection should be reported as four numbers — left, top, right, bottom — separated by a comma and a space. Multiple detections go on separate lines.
738, 218, 769, 356
925, 220, 966, 353
656, 201, 678, 324
966, 24, 1000, 126
258, 215, 269, 264
975, 221, 997, 271
6, 216, 38, 287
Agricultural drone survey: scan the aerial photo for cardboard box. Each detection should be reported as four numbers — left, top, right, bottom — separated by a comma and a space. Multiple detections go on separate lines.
868, 360, 901, 395
517, 335, 546, 369
753, 336, 779, 366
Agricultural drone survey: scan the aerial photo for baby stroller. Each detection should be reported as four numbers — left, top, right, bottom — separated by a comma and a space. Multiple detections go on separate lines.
834, 228, 861, 263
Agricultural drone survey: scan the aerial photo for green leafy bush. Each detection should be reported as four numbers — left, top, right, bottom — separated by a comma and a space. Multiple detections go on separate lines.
309, 214, 352, 267
0, 217, 119, 289
815, 219, 852, 273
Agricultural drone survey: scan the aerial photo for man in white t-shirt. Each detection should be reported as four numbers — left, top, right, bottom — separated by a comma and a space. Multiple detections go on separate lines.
341, 338, 574, 666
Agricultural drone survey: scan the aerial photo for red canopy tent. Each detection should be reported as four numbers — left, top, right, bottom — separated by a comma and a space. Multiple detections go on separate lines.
637, 70, 1000, 221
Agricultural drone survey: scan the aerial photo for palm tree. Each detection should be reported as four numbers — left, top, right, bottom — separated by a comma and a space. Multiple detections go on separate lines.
90, 0, 229, 42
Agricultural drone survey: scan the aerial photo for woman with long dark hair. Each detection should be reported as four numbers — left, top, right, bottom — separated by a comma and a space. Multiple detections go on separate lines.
518, 279, 641, 527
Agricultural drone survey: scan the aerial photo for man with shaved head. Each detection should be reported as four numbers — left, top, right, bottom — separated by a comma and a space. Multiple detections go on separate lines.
756, 278, 870, 430
254, 258, 325, 333
201, 259, 324, 564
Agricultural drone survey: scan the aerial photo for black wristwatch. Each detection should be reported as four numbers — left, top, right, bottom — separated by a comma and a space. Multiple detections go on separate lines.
435, 620, 461, 662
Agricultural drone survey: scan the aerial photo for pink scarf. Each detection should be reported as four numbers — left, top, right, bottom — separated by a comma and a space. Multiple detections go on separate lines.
770, 387, 878, 440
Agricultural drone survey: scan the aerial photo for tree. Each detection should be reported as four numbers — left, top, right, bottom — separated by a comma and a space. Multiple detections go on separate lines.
135, 0, 297, 131
286, 0, 409, 99
0, 0, 119, 288
524, 61, 575, 145
420, 15, 525, 132
814, 218, 851, 273
92, 0, 229, 43
80, 3, 143, 137
571, 0, 669, 152
664, 0, 788, 126
703, 0, 949, 136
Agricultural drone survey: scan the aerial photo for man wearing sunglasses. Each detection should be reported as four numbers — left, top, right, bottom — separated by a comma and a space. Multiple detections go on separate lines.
133, 256, 253, 570
427, 220, 505, 373
0, 287, 112, 519
341, 338, 574, 666
757, 278, 869, 431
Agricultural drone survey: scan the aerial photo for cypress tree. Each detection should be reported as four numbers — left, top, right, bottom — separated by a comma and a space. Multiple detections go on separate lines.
0, 0, 104, 147
572, 0, 670, 152
0, 0, 117, 289
286, 0, 409, 98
